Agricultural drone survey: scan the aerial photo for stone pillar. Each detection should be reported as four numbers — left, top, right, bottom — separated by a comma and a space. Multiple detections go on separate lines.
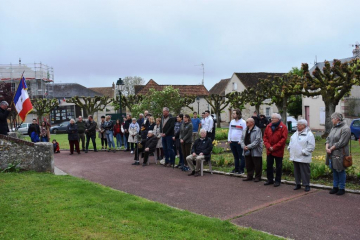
34, 142, 54, 173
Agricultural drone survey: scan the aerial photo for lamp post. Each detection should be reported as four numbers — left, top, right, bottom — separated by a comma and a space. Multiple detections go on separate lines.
196, 96, 200, 114
116, 78, 125, 123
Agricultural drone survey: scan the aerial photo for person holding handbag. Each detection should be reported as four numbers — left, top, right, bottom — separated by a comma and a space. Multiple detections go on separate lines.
326, 112, 351, 196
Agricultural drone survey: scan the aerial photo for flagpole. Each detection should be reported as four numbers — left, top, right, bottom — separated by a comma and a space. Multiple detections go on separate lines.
11, 70, 25, 110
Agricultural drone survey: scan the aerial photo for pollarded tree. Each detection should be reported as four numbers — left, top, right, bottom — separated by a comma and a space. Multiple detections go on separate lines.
131, 86, 195, 118
295, 59, 360, 136
66, 96, 113, 116
31, 98, 59, 122
112, 94, 144, 113
205, 94, 229, 128
226, 91, 246, 111
242, 79, 271, 114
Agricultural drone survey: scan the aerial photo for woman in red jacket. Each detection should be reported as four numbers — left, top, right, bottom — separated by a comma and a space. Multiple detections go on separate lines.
263, 113, 288, 187
113, 119, 123, 150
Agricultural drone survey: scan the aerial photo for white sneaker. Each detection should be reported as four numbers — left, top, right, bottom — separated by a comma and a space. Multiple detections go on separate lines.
131, 151, 134, 154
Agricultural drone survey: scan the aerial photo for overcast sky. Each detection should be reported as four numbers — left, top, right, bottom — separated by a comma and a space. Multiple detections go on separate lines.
1, 0, 359, 90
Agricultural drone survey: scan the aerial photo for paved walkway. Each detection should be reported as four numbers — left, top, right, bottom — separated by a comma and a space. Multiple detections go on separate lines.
54, 151, 360, 240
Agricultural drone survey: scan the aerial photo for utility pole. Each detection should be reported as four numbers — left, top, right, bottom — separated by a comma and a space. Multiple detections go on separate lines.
194, 63, 204, 85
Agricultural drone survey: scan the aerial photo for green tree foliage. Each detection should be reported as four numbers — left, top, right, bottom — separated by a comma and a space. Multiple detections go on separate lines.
295, 59, 360, 136
226, 92, 245, 111
243, 80, 271, 114
31, 98, 59, 121
287, 95, 302, 119
66, 96, 113, 116
131, 86, 195, 118
112, 95, 144, 113
205, 94, 229, 128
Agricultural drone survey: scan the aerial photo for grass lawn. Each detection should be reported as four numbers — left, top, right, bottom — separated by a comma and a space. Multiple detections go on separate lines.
0, 172, 280, 240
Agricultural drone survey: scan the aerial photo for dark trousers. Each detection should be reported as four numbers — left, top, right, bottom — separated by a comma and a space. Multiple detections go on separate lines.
266, 154, 283, 183
125, 133, 130, 150
174, 139, 184, 166
86, 134, 97, 150
162, 135, 175, 164
134, 146, 152, 164
69, 140, 80, 154
101, 138, 107, 148
230, 142, 245, 172
130, 142, 137, 151
293, 162, 310, 186
79, 133, 85, 150
245, 156, 262, 180
181, 142, 192, 166
207, 132, 215, 141
156, 148, 163, 159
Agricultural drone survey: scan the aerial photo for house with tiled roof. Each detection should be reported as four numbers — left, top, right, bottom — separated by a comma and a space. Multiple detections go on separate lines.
135, 79, 210, 115
211, 73, 284, 123
89, 83, 116, 98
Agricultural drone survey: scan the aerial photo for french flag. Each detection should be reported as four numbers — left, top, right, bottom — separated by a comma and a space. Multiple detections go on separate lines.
14, 77, 33, 121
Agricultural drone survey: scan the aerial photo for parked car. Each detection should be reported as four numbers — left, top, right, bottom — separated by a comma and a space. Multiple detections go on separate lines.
15, 123, 31, 135
50, 121, 70, 134
286, 116, 298, 132
350, 118, 360, 141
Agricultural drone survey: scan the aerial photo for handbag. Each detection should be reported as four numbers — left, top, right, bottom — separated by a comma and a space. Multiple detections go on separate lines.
343, 137, 352, 168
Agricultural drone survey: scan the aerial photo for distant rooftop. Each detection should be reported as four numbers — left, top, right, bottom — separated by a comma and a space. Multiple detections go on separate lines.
53, 83, 103, 98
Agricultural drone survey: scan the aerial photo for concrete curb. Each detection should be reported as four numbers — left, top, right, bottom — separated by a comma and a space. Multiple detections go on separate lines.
203, 169, 360, 195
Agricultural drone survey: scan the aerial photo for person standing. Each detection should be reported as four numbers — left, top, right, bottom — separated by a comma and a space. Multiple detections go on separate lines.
228, 109, 247, 174
98, 116, 107, 150
259, 114, 269, 136
203, 110, 214, 141
67, 119, 80, 155
154, 118, 163, 160
137, 113, 144, 127
252, 111, 260, 128
263, 113, 288, 187
84, 115, 98, 153
0, 101, 11, 135
288, 119, 315, 192
191, 112, 201, 143
180, 114, 193, 170
160, 107, 176, 167
241, 118, 263, 182
40, 121, 51, 142
173, 114, 184, 168
124, 114, 132, 151
326, 112, 351, 196
28, 118, 40, 142
200, 112, 206, 129
113, 119, 123, 150
128, 118, 140, 153
104, 115, 115, 152
76, 116, 86, 151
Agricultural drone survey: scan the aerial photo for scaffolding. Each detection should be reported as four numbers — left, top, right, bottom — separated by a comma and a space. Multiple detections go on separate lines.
0, 60, 54, 99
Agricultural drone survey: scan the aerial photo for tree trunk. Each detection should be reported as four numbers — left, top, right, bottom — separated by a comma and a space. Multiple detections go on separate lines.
323, 101, 336, 138
216, 112, 221, 128
275, 102, 287, 125
255, 105, 260, 116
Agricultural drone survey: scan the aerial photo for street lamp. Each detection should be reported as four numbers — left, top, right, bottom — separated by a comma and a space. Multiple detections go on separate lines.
196, 96, 200, 114
116, 78, 125, 123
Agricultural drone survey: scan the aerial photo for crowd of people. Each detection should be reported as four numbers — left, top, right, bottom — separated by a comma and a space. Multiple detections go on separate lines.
0, 99, 354, 195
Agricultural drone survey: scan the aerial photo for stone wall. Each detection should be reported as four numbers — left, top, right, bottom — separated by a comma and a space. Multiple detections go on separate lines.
0, 134, 54, 172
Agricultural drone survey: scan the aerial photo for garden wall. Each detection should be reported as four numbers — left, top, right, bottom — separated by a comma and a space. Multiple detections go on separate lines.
0, 133, 54, 172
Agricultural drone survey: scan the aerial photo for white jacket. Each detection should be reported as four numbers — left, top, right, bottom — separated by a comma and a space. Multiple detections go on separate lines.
288, 128, 315, 163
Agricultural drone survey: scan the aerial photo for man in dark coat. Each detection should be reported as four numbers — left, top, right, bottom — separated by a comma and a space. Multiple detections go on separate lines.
160, 107, 176, 167
0, 101, 11, 135
85, 115, 98, 153
76, 116, 86, 151
186, 129, 213, 177
28, 118, 40, 142
132, 130, 158, 166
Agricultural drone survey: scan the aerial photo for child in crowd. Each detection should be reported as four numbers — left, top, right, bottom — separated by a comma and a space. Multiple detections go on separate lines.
52, 139, 60, 153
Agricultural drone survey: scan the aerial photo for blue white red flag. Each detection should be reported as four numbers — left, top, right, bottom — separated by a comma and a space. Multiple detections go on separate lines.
14, 77, 33, 121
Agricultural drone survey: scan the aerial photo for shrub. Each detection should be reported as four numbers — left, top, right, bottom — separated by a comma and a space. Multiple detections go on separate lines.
215, 129, 228, 140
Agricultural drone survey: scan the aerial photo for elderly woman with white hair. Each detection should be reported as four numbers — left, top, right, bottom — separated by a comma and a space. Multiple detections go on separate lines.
326, 112, 351, 196
67, 118, 80, 155
288, 119, 315, 192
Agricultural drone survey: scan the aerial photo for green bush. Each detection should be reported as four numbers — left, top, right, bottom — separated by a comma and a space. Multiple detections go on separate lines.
215, 128, 228, 140
212, 146, 224, 154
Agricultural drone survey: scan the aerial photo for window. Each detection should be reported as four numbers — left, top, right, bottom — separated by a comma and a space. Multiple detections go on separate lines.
353, 120, 360, 127
232, 82, 237, 90
266, 107, 270, 117
11, 82, 15, 92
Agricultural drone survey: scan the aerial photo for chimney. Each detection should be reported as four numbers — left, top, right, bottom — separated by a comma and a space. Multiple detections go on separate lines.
353, 44, 360, 58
